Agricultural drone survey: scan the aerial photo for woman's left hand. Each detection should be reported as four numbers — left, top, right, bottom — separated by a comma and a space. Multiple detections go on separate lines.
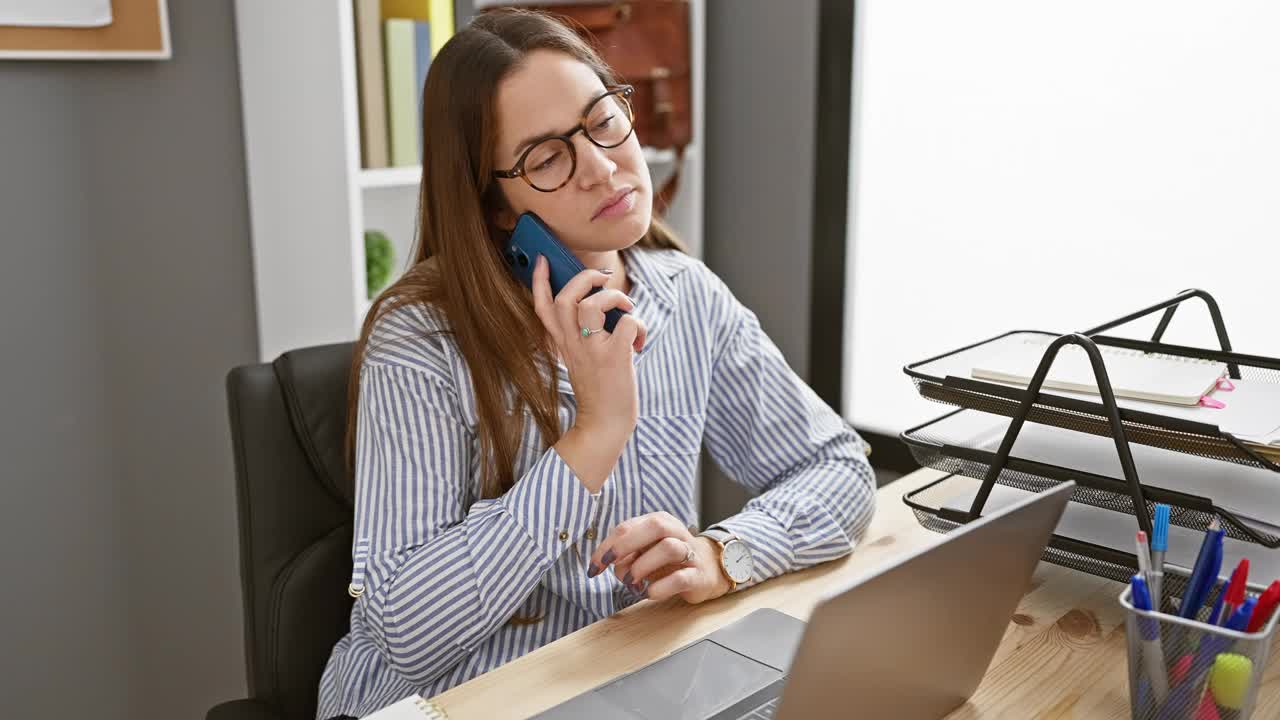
587, 511, 732, 604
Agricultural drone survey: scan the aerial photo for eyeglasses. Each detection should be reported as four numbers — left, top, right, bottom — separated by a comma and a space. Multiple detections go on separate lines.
493, 85, 636, 193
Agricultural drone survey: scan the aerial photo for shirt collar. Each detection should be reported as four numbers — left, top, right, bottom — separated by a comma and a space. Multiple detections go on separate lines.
620, 243, 678, 312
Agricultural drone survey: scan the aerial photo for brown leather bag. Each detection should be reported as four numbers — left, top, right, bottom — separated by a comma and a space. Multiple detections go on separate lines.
520, 1, 692, 209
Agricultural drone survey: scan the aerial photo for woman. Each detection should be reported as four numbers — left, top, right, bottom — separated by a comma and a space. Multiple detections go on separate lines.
317, 9, 876, 719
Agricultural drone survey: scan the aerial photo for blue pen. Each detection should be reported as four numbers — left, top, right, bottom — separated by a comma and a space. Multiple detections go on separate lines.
1207, 584, 1227, 627
1225, 597, 1256, 632
1179, 519, 1225, 619
1151, 504, 1170, 610
1131, 574, 1169, 703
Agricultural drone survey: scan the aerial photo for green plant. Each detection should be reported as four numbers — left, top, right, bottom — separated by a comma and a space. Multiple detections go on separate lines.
365, 230, 395, 299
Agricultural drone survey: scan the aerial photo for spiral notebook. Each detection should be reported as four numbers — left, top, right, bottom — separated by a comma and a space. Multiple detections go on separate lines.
972, 339, 1229, 407
363, 694, 449, 720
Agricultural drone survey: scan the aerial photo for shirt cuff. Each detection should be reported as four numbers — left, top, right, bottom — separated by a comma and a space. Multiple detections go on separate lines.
709, 510, 796, 592
500, 446, 601, 561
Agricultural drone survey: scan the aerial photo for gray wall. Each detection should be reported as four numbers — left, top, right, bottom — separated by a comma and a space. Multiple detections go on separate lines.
0, 2, 256, 718
701, 0, 822, 523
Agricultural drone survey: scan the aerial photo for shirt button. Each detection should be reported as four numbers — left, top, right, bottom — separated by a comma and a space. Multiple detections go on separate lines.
558, 530, 569, 542
585, 528, 597, 540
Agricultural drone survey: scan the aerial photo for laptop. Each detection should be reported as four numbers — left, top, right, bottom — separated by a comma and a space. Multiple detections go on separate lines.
534, 479, 1074, 720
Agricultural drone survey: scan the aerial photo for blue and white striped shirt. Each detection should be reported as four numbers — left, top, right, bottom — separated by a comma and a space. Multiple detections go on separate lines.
316, 246, 877, 719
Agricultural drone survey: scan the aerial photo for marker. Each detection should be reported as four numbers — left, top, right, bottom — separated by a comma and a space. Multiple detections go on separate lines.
1131, 574, 1169, 703
1151, 504, 1170, 609
1246, 580, 1280, 633
1220, 559, 1249, 627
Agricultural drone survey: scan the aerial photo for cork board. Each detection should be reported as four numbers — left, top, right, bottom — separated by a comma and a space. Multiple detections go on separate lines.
0, 0, 170, 59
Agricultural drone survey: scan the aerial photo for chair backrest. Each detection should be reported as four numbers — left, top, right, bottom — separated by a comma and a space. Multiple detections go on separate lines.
225, 342, 357, 720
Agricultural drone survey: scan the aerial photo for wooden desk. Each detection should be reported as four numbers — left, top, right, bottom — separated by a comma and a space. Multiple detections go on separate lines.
430, 468, 1280, 719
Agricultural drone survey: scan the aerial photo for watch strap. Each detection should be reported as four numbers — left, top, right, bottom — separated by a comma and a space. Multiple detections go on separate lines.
699, 527, 736, 545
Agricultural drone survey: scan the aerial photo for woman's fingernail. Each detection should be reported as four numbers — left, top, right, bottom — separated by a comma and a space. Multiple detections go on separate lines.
622, 572, 633, 586
599, 267, 615, 274
600, 549, 616, 566
587, 564, 601, 578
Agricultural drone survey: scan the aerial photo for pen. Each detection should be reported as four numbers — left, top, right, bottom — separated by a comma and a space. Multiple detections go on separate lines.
1207, 585, 1227, 627
1246, 580, 1280, 633
1220, 559, 1249, 627
1151, 504, 1170, 609
1136, 531, 1153, 591
1225, 597, 1255, 633
1131, 574, 1169, 704
1180, 519, 1224, 619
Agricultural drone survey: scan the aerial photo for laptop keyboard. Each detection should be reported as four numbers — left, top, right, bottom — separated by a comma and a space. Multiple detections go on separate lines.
737, 697, 780, 720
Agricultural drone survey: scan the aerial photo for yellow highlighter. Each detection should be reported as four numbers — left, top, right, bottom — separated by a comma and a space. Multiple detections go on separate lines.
1210, 653, 1253, 720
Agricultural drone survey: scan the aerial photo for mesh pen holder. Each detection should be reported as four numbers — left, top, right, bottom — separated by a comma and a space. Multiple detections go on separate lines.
1120, 585, 1280, 720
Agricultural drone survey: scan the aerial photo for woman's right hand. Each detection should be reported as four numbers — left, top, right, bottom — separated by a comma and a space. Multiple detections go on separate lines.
531, 254, 647, 451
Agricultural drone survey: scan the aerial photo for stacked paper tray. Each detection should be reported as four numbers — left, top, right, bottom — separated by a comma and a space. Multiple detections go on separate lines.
902, 471, 1278, 600
904, 330, 1280, 471
902, 409, 1280, 548
900, 291, 1280, 590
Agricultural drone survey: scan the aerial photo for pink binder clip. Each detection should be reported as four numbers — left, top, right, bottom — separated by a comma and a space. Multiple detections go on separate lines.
1217, 378, 1236, 392
1199, 396, 1226, 409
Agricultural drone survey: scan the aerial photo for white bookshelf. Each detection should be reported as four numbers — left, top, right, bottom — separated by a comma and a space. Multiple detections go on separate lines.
358, 166, 424, 189
235, 0, 705, 362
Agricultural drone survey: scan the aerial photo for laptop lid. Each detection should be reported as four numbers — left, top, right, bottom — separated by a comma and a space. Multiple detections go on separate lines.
774, 480, 1074, 720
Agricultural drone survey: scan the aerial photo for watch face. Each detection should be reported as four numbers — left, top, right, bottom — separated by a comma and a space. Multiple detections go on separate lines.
722, 540, 753, 584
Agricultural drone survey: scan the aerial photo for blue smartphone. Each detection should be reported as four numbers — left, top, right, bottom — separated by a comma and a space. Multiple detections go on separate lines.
505, 212, 627, 333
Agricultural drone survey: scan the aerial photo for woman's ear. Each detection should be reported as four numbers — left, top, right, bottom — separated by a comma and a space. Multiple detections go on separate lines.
493, 205, 518, 232
488, 189, 519, 232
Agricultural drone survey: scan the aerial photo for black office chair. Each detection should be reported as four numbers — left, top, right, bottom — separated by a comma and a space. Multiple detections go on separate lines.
208, 343, 357, 720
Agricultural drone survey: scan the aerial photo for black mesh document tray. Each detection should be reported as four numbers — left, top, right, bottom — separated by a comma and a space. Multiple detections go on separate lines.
899, 289, 1280, 589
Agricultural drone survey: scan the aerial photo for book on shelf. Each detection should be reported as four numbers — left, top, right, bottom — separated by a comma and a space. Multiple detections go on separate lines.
413, 21, 432, 163
355, 0, 456, 170
384, 18, 420, 167
382, 0, 454, 57
354, 0, 389, 168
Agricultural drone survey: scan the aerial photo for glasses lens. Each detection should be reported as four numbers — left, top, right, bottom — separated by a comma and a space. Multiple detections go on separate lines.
523, 138, 574, 191
584, 91, 634, 148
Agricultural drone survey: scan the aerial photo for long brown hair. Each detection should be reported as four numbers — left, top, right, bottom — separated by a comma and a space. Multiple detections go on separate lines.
345, 9, 686, 504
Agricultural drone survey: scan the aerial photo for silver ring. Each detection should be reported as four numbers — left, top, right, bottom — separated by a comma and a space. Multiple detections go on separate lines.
580, 326, 604, 338
682, 542, 696, 565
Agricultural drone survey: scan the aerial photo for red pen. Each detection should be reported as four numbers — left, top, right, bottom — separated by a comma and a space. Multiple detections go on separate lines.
1246, 580, 1280, 633
1220, 559, 1249, 626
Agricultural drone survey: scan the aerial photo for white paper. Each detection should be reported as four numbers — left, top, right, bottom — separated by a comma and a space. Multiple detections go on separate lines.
922, 409, 1280, 530
973, 337, 1227, 406
0, 0, 112, 28
914, 332, 1280, 440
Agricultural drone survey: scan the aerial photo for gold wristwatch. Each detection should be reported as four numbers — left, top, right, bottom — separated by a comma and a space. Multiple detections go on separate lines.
698, 528, 754, 591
